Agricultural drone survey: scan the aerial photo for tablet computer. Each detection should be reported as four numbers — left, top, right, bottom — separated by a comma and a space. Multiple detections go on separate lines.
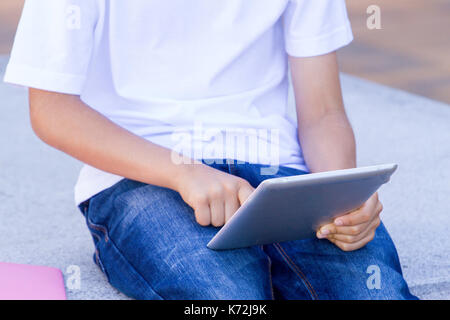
207, 163, 398, 250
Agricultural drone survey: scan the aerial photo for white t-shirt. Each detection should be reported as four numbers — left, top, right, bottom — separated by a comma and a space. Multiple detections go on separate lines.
4, 0, 353, 205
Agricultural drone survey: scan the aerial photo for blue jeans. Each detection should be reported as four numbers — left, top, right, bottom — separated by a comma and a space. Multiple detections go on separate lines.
78, 160, 417, 300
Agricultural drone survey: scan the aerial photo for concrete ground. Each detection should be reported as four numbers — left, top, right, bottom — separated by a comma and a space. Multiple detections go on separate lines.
0, 55, 449, 300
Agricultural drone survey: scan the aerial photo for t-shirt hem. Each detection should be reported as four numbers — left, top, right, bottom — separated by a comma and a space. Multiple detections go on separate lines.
285, 22, 354, 58
3, 63, 86, 95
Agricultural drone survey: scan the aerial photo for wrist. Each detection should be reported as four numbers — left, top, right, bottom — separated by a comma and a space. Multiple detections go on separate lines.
170, 158, 203, 192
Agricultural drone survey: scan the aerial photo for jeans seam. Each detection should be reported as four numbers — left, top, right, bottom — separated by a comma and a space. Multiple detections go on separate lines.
91, 230, 102, 242
83, 204, 106, 239
86, 218, 110, 242
261, 245, 275, 300
83, 205, 107, 243
84, 205, 104, 243
94, 249, 107, 275
274, 243, 319, 300
97, 251, 108, 277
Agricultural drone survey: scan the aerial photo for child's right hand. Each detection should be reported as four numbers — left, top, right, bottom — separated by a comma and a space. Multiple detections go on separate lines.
175, 163, 255, 227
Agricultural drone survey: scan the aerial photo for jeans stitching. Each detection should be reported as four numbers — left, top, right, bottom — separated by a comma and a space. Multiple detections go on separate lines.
83, 204, 103, 243
261, 245, 275, 300
86, 218, 110, 242
94, 249, 101, 269
276, 244, 318, 300
83, 201, 109, 242
276, 243, 319, 300
95, 249, 109, 279
274, 243, 319, 300
90, 229, 102, 242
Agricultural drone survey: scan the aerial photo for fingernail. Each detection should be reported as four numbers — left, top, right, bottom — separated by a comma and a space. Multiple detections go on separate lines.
335, 219, 344, 226
320, 229, 330, 236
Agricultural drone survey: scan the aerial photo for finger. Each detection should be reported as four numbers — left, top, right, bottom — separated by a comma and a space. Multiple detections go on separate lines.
194, 202, 211, 226
318, 214, 380, 239
317, 219, 370, 238
224, 195, 240, 223
334, 194, 381, 227
333, 201, 381, 227
328, 229, 376, 252
317, 223, 337, 238
237, 182, 254, 206
209, 199, 225, 227
327, 218, 380, 243
333, 208, 371, 226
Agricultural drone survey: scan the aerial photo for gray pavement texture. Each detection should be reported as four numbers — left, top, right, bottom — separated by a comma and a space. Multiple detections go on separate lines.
0, 54, 449, 300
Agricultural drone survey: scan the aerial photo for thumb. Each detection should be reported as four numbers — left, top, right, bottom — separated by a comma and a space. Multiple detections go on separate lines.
237, 181, 255, 206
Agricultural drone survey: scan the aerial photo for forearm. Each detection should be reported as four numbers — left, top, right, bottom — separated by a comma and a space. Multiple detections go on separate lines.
29, 88, 191, 191
298, 111, 356, 173
28, 89, 256, 228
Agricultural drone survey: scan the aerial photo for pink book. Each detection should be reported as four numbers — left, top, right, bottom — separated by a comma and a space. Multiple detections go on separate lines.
0, 262, 66, 300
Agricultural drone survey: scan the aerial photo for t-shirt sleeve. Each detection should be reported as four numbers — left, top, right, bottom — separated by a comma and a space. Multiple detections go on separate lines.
283, 0, 353, 57
3, 0, 99, 95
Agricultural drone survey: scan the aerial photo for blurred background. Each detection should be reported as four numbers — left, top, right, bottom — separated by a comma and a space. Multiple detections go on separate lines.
340, 0, 450, 104
5, 0, 448, 104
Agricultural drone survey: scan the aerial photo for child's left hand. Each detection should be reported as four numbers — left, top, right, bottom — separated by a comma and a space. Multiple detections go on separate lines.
316, 192, 383, 251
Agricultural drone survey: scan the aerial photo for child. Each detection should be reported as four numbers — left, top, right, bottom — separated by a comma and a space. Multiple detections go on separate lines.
5, 0, 416, 299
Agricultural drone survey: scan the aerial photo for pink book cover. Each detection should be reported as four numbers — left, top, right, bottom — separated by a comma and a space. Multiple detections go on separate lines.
0, 262, 66, 300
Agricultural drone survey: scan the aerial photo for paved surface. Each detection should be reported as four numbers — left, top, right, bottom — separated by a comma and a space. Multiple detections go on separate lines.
1, 55, 449, 300
339, 0, 450, 104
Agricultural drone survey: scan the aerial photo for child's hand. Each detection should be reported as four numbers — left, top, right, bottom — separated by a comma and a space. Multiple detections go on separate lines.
316, 193, 383, 251
176, 163, 255, 227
